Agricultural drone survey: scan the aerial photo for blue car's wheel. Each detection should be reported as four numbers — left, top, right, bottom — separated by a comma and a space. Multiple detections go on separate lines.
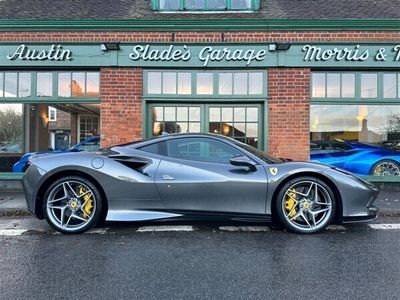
371, 160, 400, 176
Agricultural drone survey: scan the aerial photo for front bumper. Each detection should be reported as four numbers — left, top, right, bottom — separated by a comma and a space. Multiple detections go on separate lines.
341, 206, 379, 223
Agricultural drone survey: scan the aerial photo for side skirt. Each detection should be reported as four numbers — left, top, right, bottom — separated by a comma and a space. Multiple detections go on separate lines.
106, 209, 272, 223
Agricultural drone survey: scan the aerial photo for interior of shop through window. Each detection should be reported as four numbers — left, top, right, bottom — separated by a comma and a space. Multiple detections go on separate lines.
310, 71, 400, 176
0, 71, 100, 173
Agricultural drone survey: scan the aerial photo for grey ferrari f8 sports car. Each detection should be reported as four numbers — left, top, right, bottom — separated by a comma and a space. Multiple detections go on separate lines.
22, 133, 379, 234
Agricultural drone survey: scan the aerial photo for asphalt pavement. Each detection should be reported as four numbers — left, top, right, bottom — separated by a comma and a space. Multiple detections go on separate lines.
0, 216, 399, 300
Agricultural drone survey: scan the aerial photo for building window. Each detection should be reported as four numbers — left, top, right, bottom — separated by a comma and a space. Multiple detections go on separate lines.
145, 70, 266, 97
58, 72, 100, 98
150, 104, 261, 149
311, 71, 400, 177
0, 72, 32, 98
312, 72, 400, 101
79, 115, 100, 142
153, 0, 259, 11
48, 106, 57, 121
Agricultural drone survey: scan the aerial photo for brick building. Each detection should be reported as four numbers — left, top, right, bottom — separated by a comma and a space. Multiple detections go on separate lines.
0, 0, 400, 174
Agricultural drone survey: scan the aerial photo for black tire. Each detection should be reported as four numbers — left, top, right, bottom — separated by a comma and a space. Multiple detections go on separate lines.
43, 176, 103, 234
275, 176, 336, 234
370, 160, 400, 176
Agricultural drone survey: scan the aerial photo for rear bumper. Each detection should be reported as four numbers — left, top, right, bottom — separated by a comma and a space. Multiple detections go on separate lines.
22, 164, 46, 219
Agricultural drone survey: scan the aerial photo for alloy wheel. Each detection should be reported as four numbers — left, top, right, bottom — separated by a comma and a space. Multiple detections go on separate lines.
46, 180, 97, 232
373, 161, 400, 176
281, 180, 333, 232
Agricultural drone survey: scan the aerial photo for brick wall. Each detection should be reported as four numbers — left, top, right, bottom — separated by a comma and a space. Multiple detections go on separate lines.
1, 30, 399, 155
268, 68, 311, 161
100, 68, 142, 147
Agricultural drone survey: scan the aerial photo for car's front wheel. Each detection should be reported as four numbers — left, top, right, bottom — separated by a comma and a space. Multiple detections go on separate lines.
276, 176, 336, 234
43, 176, 102, 234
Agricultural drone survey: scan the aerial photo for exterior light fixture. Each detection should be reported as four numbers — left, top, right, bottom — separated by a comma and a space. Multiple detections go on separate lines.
268, 42, 292, 51
100, 42, 120, 51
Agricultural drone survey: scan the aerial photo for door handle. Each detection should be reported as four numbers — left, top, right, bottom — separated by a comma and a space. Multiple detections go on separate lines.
162, 175, 175, 180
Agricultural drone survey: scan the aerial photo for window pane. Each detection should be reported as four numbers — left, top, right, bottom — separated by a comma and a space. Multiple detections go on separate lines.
219, 73, 232, 95
234, 73, 248, 95
177, 73, 191, 95
0, 73, 3, 97
152, 107, 164, 121
234, 107, 245, 122
209, 107, 220, 122
249, 73, 263, 94
326, 74, 340, 98
177, 107, 188, 121
58, 73, 71, 97
86, 72, 100, 97
312, 73, 325, 97
341, 73, 355, 98
207, 0, 225, 9
383, 73, 397, 98
18, 73, 31, 98
0, 104, 23, 157
164, 107, 176, 121
246, 107, 258, 122
361, 73, 377, 98
197, 73, 213, 95
231, 0, 252, 9
163, 72, 177, 94
189, 123, 201, 132
189, 107, 200, 121
37, 73, 53, 97
233, 123, 246, 137
72, 72, 85, 97
147, 72, 161, 94
159, 0, 180, 10
246, 123, 258, 138
222, 107, 233, 122
4, 73, 17, 97
185, 0, 205, 9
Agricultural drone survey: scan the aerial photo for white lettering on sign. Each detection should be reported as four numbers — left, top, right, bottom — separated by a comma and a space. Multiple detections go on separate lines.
199, 46, 267, 67
129, 44, 267, 66
129, 45, 191, 62
302, 45, 369, 62
394, 45, 400, 61
7, 44, 72, 61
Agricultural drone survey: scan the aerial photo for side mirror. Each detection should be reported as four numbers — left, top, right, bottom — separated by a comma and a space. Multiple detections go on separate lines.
230, 156, 257, 172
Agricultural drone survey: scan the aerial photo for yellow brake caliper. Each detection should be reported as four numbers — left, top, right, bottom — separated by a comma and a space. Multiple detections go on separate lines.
79, 186, 94, 218
285, 189, 297, 218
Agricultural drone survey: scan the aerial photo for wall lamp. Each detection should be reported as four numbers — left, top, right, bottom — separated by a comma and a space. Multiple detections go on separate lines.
100, 42, 120, 51
268, 42, 292, 52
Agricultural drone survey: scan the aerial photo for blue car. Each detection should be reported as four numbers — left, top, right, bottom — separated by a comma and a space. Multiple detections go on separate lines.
13, 136, 100, 172
310, 140, 400, 176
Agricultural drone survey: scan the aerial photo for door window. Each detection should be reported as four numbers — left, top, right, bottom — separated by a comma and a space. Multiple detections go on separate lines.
141, 137, 243, 164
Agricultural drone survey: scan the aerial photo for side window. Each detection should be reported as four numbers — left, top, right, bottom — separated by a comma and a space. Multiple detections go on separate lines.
139, 141, 168, 156
166, 138, 242, 164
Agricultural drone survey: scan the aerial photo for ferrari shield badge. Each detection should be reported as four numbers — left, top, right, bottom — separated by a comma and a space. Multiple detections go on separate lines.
269, 167, 278, 176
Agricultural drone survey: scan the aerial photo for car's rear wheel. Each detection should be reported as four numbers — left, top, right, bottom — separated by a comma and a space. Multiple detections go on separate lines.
371, 160, 400, 176
43, 176, 102, 234
276, 176, 336, 234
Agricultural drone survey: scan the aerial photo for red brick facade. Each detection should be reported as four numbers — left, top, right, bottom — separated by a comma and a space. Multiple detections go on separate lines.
2, 30, 400, 159
268, 68, 311, 161
100, 68, 143, 147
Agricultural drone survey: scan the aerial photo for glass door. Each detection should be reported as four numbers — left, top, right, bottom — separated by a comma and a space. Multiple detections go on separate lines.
148, 103, 263, 149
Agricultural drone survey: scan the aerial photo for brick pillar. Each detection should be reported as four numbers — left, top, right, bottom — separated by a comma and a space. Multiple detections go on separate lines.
268, 68, 310, 161
100, 67, 143, 147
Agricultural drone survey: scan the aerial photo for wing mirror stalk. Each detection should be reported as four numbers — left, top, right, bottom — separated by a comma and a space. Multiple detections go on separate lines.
230, 156, 257, 172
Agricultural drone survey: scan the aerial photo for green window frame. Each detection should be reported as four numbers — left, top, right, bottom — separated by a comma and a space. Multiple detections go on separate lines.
144, 70, 267, 99
147, 103, 264, 149
0, 71, 100, 104
311, 71, 400, 105
151, 0, 260, 11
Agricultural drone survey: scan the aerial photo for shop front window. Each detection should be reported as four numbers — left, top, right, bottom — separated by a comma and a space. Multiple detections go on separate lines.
310, 104, 400, 176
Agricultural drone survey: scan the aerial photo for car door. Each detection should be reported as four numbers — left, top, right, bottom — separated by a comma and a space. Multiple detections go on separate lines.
142, 137, 268, 215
